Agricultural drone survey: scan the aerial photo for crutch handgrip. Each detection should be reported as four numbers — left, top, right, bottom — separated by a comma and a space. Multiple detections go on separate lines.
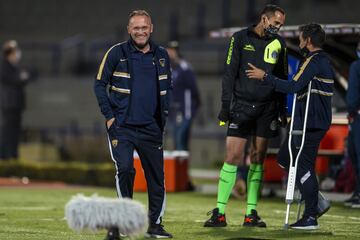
291, 130, 303, 135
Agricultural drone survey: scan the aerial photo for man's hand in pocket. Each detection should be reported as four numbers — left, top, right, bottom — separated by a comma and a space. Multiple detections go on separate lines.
107, 118, 115, 129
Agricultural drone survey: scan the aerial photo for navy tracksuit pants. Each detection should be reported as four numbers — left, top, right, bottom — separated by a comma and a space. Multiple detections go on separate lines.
107, 121, 165, 225
278, 128, 327, 217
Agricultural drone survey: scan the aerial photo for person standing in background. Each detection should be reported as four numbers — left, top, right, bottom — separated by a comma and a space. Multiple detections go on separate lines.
166, 41, 201, 191
0, 40, 29, 160
345, 40, 360, 208
166, 41, 201, 151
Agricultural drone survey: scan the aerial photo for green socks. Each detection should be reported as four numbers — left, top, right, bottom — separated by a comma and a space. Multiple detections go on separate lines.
215, 163, 264, 215
216, 163, 237, 214
246, 163, 264, 215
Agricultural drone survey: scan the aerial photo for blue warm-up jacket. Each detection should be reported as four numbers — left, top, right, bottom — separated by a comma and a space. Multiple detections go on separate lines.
94, 39, 172, 130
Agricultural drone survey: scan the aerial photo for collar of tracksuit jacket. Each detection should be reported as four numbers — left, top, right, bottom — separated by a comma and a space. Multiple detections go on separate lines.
109, 39, 171, 129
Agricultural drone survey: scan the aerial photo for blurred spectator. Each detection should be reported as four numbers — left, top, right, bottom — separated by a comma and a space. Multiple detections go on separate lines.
0, 40, 30, 160
345, 40, 360, 208
166, 41, 201, 151
332, 152, 356, 194
167, 41, 201, 191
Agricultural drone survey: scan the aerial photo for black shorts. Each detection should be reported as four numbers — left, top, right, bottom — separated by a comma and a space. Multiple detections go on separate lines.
227, 101, 279, 138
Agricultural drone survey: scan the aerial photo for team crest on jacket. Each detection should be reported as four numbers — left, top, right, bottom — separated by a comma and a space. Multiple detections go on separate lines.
111, 139, 118, 148
159, 58, 166, 67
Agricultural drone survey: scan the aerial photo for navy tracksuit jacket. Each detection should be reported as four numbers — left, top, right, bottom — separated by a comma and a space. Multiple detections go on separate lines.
94, 39, 172, 224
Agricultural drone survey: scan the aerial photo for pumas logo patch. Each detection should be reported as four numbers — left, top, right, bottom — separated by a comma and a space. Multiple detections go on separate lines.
243, 44, 255, 51
159, 58, 166, 67
111, 139, 118, 148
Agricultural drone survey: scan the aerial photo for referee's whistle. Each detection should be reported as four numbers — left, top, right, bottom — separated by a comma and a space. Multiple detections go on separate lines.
219, 121, 226, 126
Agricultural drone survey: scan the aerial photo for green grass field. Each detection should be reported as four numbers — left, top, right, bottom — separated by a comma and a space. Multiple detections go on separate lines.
0, 187, 359, 240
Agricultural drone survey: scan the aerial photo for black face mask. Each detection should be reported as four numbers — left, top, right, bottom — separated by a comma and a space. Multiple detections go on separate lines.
299, 46, 309, 58
264, 24, 280, 37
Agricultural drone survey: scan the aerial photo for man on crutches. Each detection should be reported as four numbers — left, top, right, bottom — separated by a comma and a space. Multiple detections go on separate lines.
246, 23, 333, 230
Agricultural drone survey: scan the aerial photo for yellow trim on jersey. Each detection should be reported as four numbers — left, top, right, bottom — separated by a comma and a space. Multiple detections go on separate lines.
311, 89, 333, 96
158, 75, 168, 80
226, 37, 234, 65
283, 47, 288, 75
111, 86, 130, 94
297, 92, 308, 100
243, 44, 255, 51
293, 54, 318, 81
96, 43, 122, 80
297, 89, 333, 100
113, 72, 130, 78
314, 76, 334, 84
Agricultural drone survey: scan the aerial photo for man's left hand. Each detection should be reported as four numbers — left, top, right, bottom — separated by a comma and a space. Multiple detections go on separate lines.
246, 63, 266, 80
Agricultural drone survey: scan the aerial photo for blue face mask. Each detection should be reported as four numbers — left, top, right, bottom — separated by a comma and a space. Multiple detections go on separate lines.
357, 50, 360, 59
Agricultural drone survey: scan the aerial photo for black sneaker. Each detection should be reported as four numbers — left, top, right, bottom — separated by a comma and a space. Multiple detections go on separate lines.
344, 193, 360, 207
317, 191, 331, 218
104, 227, 120, 240
300, 191, 330, 218
145, 224, 173, 239
243, 209, 266, 228
290, 216, 319, 230
186, 181, 196, 191
119, 233, 128, 239
204, 208, 227, 227
351, 198, 360, 208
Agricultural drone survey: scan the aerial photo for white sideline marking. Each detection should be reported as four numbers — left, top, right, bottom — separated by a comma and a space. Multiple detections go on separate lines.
40, 218, 56, 221
0, 207, 54, 211
273, 210, 296, 215
323, 214, 345, 219
328, 221, 360, 225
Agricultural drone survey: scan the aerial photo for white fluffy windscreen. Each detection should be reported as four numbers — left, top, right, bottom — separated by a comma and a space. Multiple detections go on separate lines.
65, 194, 148, 236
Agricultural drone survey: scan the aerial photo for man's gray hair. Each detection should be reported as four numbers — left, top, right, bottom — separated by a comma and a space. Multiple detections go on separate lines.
128, 10, 152, 23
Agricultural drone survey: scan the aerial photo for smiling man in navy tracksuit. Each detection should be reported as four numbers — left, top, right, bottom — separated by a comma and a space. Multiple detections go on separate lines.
247, 23, 334, 230
94, 10, 172, 239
